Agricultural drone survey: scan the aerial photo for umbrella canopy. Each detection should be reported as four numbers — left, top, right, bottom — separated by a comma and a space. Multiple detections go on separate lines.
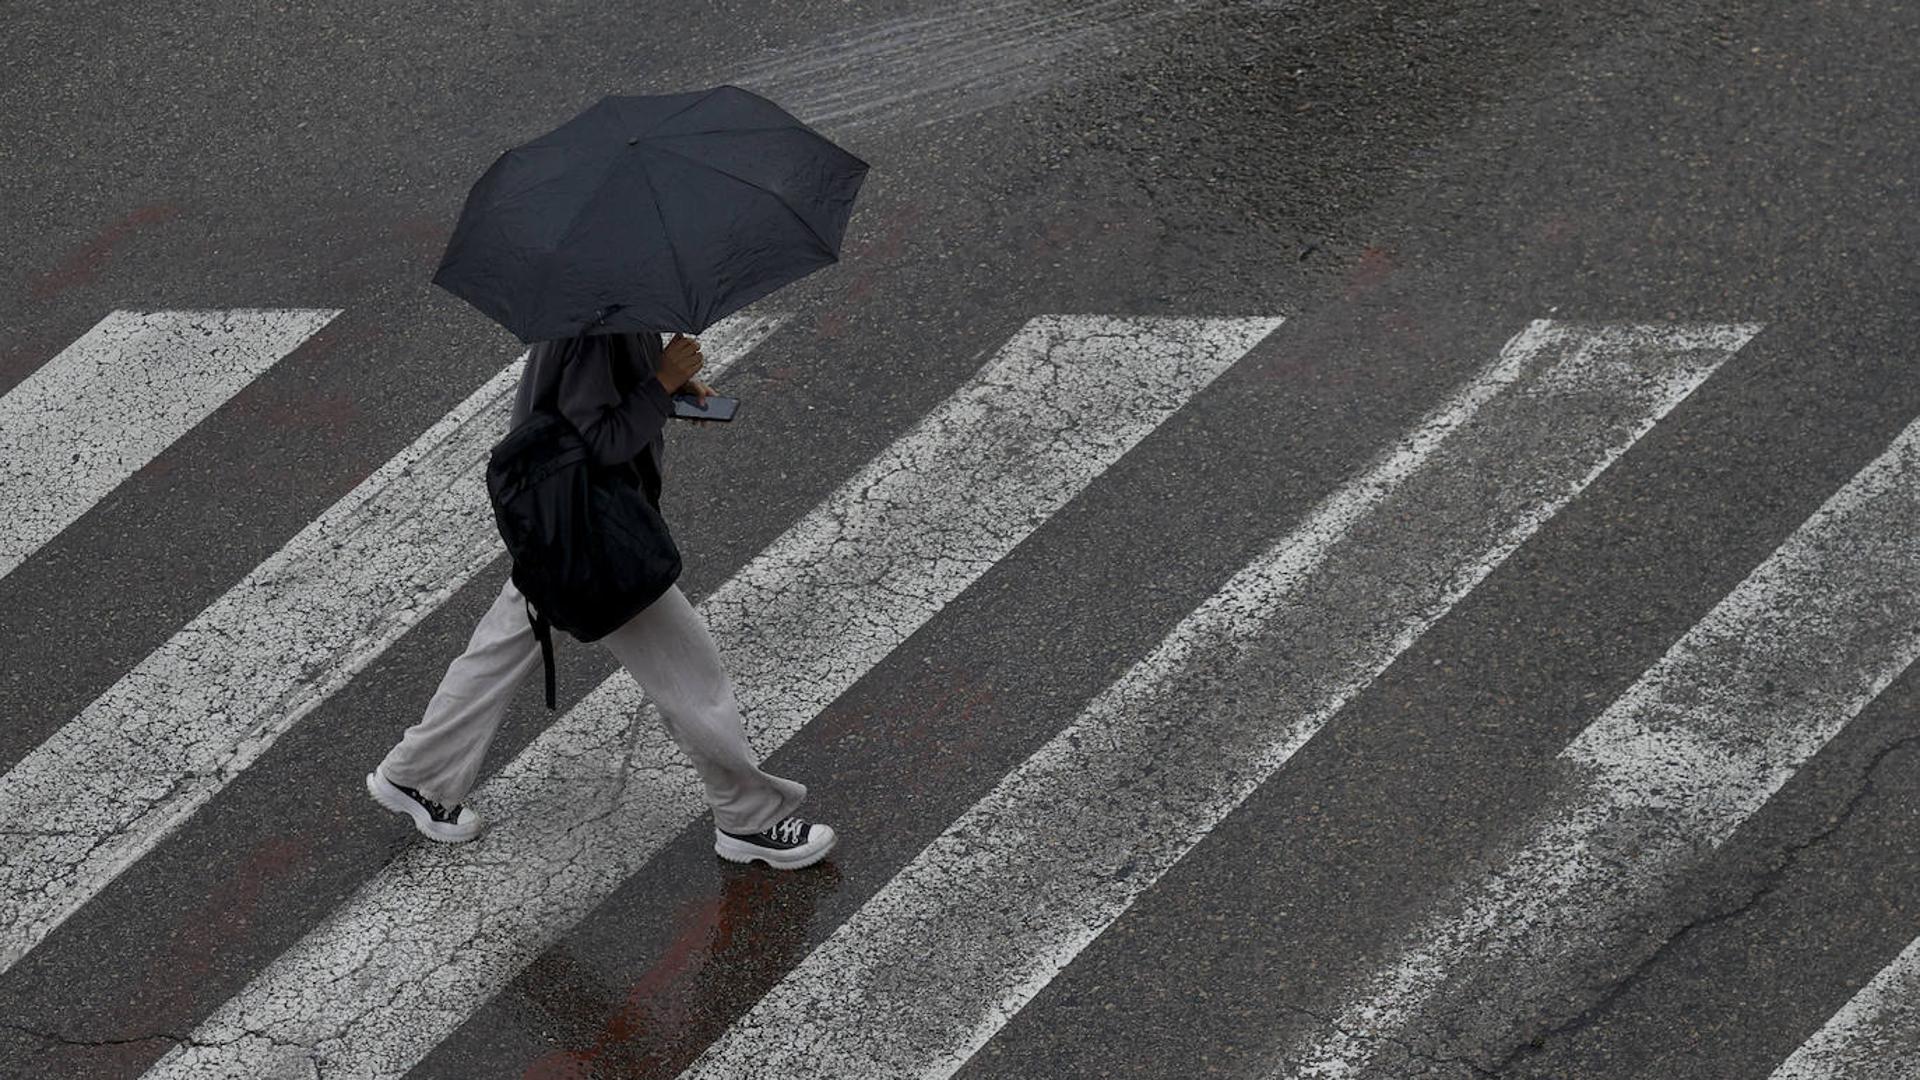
433, 85, 869, 342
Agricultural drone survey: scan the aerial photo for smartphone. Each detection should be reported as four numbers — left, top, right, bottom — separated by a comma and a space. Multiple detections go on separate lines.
670, 392, 739, 422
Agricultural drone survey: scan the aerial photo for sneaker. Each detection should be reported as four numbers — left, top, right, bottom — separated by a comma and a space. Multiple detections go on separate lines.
714, 815, 836, 869
365, 764, 483, 843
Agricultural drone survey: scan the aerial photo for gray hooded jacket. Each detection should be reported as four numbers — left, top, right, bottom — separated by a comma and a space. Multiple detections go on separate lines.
509, 330, 673, 506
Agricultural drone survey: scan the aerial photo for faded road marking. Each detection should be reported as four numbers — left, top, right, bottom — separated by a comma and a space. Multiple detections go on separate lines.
1771, 934, 1920, 1080
676, 322, 1763, 1080
1277, 398, 1920, 1080
736, 0, 1261, 131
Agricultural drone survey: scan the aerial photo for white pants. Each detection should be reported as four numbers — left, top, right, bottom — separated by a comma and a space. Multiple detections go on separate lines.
378, 574, 806, 835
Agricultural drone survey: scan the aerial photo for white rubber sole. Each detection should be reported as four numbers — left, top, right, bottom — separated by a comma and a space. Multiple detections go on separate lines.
366, 767, 482, 843
714, 823, 837, 869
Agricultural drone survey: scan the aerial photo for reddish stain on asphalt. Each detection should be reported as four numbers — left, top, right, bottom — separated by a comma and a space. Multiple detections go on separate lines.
144, 834, 310, 1009
34, 835, 314, 1075
809, 664, 996, 774
1342, 244, 1396, 300
238, 388, 363, 450
1256, 338, 1317, 382
387, 215, 456, 283
393, 216, 450, 253
287, 316, 382, 361
1032, 220, 1080, 257
25, 204, 184, 302
1537, 213, 1576, 245
813, 202, 926, 340
522, 873, 786, 1080
890, 674, 997, 795
814, 308, 851, 339
221, 318, 382, 452
1381, 310, 1429, 346
1025, 208, 1143, 263
852, 202, 925, 264
0, 329, 76, 392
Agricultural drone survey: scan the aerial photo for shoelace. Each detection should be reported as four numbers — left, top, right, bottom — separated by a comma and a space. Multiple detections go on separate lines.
768, 817, 808, 845
397, 779, 458, 823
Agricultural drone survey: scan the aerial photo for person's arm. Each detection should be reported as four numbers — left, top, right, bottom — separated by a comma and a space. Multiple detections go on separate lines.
554, 336, 674, 468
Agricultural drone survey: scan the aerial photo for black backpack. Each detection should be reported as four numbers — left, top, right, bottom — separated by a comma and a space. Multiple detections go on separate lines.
486, 399, 682, 710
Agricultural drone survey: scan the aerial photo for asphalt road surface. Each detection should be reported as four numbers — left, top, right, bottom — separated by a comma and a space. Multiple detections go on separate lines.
2, 1, 1917, 1078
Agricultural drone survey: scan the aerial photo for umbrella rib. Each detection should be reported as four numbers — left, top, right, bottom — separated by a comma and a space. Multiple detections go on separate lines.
534, 147, 636, 336
622, 89, 718, 138
633, 153, 698, 329
638, 124, 806, 139
641, 140, 844, 255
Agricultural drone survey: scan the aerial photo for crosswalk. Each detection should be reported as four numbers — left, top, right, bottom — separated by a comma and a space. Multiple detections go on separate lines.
3, 307, 1916, 1079
138, 314, 1283, 1078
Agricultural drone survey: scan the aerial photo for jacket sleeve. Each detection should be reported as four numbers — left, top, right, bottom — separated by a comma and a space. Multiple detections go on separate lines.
554, 336, 674, 468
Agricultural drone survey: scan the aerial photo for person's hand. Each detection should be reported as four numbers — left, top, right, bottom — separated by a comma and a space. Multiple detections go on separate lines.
657, 333, 705, 393
683, 377, 716, 427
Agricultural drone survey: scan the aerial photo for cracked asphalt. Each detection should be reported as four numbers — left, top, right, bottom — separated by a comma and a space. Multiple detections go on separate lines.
2, 1, 1917, 1078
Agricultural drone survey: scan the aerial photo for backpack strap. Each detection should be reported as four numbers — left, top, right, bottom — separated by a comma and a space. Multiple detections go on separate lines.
526, 596, 557, 710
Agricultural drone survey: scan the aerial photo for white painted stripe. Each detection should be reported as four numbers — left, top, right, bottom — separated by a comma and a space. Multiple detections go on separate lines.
139, 314, 1285, 1080
673, 321, 1763, 1080
1772, 934, 1920, 1080
1276, 410, 1920, 1080
0, 313, 785, 976
0, 309, 338, 582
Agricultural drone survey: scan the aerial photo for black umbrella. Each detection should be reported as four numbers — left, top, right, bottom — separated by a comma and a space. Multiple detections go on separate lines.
433, 85, 869, 343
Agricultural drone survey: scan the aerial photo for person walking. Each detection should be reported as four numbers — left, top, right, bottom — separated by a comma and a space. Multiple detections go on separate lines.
388, 83, 865, 872
365, 328, 836, 870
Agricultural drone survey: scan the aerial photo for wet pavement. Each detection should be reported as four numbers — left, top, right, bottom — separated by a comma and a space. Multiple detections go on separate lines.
2, 1, 1917, 1077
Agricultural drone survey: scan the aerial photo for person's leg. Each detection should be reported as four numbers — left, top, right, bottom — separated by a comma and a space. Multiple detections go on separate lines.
378, 574, 542, 808
598, 582, 807, 835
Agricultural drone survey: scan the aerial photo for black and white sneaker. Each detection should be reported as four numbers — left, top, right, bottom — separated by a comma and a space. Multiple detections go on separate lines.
714, 815, 836, 869
366, 763, 483, 842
